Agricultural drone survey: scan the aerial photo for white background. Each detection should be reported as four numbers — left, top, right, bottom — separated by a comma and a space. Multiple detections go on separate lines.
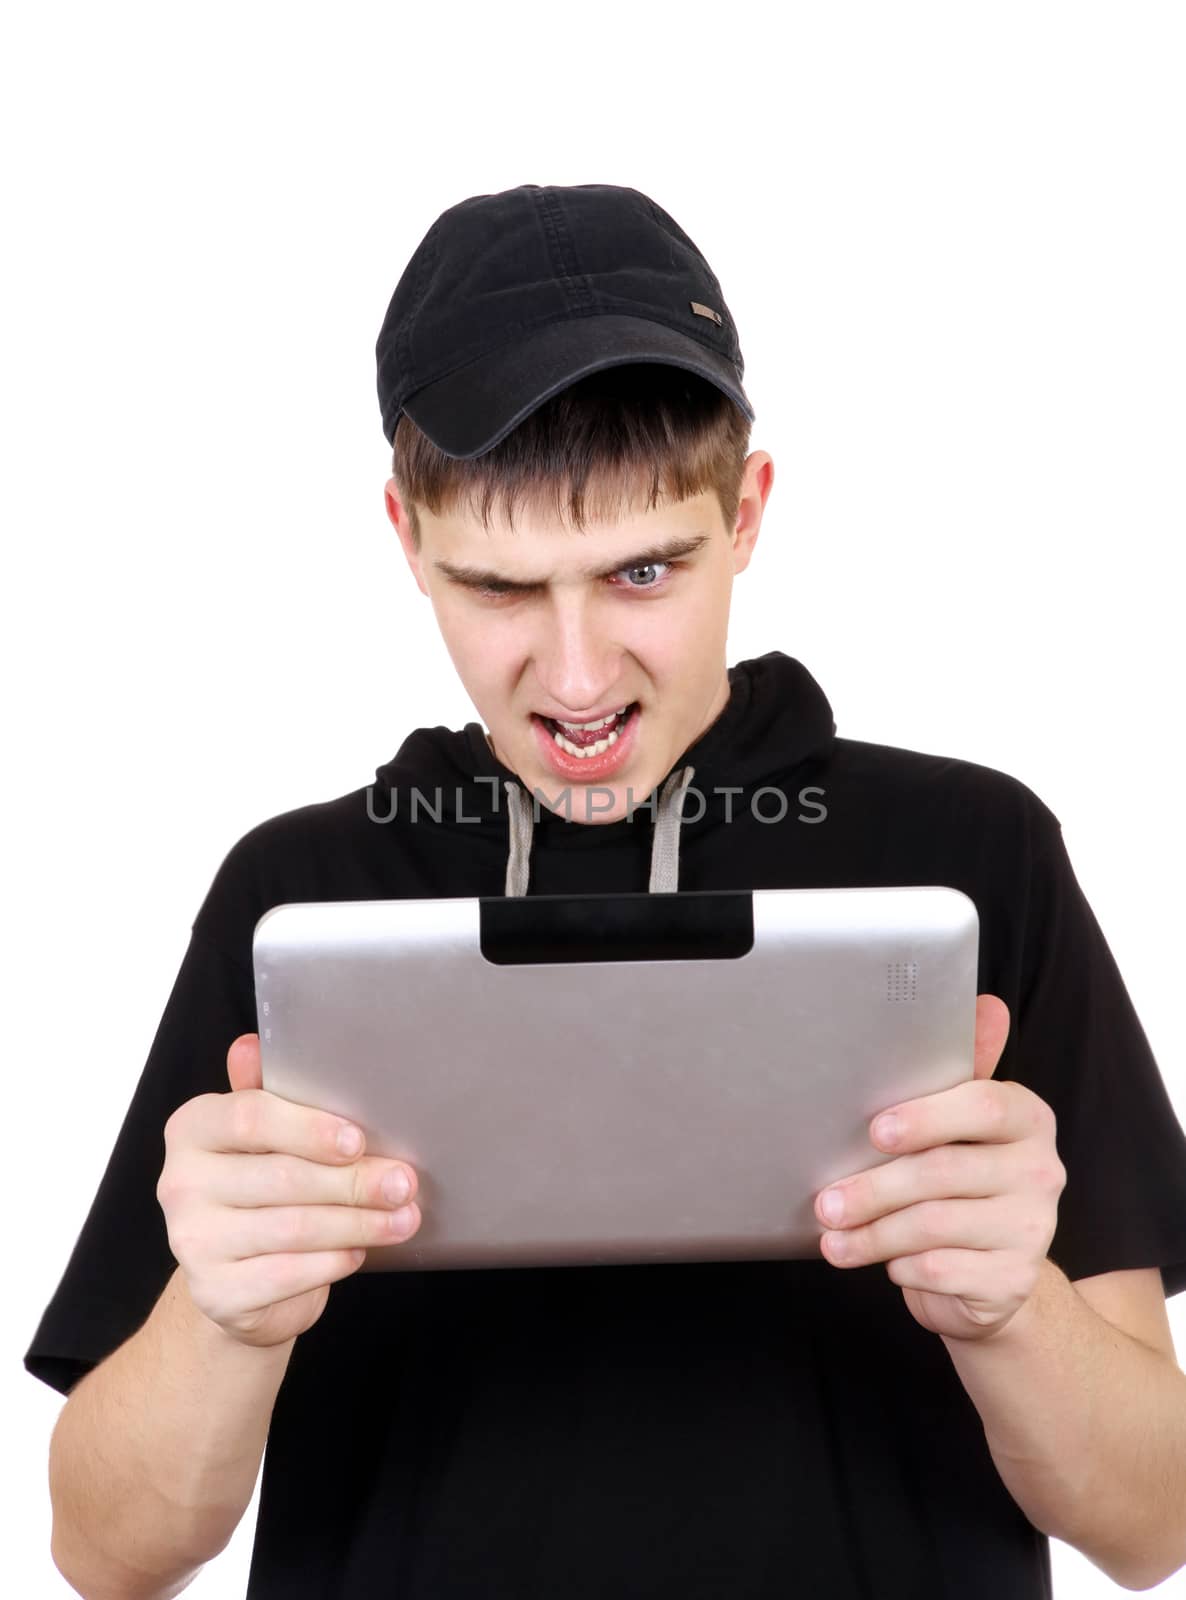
4, 2, 1184, 1595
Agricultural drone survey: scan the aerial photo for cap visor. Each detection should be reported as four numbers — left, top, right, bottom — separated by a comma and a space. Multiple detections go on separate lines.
402, 313, 754, 458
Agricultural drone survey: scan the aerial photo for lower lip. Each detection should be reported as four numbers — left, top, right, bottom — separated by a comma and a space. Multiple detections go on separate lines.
531, 704, 640, 780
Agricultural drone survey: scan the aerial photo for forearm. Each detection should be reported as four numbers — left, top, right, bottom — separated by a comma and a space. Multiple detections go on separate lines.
941, 1257, 1186, 1590
49, 1266, 295, 1600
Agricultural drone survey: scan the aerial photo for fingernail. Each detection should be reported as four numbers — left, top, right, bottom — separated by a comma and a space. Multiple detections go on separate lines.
819, 1188, 845, 1224
337, 1124, 363, 1156
382, 1168, 410, 1204
873, 1113, 900, 1147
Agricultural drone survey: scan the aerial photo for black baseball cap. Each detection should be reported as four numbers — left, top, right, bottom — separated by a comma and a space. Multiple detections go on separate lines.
376, 182, 755, 458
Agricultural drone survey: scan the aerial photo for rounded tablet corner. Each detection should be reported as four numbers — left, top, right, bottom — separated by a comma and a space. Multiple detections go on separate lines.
932, 884, 980, 934
252, 902, 300, 952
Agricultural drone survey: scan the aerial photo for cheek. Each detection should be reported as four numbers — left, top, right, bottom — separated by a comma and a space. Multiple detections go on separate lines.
652, 583, 730, 657
620, 593, 723, 670
433, 608, 518, 693
430, 594, 485, 652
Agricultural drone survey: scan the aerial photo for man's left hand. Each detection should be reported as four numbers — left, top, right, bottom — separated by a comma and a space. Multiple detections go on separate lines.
813, 995, 1067, 1342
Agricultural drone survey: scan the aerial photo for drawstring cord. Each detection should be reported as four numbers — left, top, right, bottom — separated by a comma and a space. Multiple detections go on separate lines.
502, 765, 696, 897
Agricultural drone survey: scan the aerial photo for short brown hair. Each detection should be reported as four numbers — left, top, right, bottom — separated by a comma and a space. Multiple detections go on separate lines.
391, 364, 752, 549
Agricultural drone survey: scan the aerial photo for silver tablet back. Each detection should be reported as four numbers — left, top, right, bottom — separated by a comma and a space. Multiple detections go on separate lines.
254, 886, 979, 1270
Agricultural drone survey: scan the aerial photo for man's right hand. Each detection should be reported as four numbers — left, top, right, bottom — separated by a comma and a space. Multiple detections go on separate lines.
156, 1032, 421, 1348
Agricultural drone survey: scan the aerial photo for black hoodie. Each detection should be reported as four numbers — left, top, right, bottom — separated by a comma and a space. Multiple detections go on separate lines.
25, 651, 1186, 1599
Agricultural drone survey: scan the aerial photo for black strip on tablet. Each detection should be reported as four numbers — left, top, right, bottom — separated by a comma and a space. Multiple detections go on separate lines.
479, 890, 754, 965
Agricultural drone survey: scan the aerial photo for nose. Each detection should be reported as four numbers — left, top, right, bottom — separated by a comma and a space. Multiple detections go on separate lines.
531, 590, 624, 716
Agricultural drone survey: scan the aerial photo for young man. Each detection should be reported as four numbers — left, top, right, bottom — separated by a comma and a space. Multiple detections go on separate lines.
27, 184, 1186, 1598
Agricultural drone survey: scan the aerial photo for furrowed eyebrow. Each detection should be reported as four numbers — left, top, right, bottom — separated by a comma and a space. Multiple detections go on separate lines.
433, 533, 712, 593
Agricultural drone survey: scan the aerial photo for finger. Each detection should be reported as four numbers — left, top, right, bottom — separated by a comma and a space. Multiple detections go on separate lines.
174, 1086, 367, 1166
207, 1249, 370, 1318
816, 1142, 1007, 1230
222, 1199, 422, 1261
227, 1033, 262, 1093
884, 1246, 1026, 1304
972, 994, 1011, 1081
870, 1077, 1039, 1155
820, 1195, 1028, 1269
192, 1150, 419, 1211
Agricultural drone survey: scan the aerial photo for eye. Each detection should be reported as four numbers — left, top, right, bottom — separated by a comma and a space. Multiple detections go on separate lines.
612, 560, 673, 591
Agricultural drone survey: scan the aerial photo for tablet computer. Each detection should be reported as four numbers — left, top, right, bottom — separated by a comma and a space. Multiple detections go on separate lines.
253, 886, 979, 1271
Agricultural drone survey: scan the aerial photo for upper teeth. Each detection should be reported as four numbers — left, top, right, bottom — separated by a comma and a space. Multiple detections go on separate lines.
554, 706, 628, 732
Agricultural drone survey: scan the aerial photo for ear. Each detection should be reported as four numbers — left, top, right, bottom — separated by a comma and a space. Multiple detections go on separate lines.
730, 451, 774, 577
385, 479, 429, 596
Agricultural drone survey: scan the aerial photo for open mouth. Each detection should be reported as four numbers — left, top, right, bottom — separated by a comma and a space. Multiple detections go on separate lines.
535, 702, 639, 760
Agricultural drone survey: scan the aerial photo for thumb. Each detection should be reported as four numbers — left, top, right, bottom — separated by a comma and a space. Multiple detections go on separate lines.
227, 1032, 263, 1093
972, 993, 1011, 1080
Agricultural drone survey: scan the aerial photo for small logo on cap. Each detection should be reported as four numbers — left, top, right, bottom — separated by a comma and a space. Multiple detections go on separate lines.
690, 301, 723, 326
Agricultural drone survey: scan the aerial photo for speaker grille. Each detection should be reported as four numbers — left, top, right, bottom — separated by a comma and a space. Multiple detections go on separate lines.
887, 960, 918, 1002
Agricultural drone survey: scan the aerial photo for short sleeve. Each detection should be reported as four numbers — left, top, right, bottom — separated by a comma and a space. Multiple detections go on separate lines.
1011, 802, 1186, 1297
23, 923, 257, 1397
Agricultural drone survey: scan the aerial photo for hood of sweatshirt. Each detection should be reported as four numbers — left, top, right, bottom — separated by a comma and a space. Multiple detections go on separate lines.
371, 651, 836, 895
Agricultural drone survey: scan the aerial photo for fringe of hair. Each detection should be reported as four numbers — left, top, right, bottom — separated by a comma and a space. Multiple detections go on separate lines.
391, 364, 752, 547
